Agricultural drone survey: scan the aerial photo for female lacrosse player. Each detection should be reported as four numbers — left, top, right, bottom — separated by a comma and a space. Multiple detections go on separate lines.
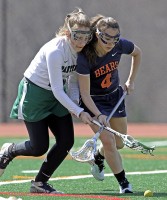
76, 15, 141, 193
0, 8, 93, 194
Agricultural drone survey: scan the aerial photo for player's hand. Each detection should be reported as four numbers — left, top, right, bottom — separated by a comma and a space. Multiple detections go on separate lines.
97, 114, 110, 127
124, 80, 134, 94
79, 111, 93, 125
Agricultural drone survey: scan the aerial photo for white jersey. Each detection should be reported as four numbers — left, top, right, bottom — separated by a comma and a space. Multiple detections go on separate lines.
24, 36, 83, 117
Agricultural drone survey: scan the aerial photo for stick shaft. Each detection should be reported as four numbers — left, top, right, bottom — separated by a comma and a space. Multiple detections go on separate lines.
93, 90, 127, 140
92, 120, 155, 154
106, 91, 127, 123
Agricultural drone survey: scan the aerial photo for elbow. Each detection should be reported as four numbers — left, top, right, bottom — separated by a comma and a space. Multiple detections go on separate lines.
135, 46, 142, 58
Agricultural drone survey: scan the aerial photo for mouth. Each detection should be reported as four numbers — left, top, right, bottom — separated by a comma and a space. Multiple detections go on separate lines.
76, 46, 84, 51
106, 46, 113, 50
77, 46, 84, 49
75, 46, 84, 52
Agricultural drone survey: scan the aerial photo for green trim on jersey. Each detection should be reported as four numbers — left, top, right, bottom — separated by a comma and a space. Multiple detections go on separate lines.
10, 78, 69, 122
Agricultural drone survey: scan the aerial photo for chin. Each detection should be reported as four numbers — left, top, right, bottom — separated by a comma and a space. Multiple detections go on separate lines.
76, 48, 83, 52
106, 48, 112, 52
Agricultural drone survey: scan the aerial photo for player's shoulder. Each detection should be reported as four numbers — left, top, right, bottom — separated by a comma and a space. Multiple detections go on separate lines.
77, 52, 89, 64
42, 36, 67, 57
118, 38, 134, 46
116, 38, 134, 51
44, 36, 66, 49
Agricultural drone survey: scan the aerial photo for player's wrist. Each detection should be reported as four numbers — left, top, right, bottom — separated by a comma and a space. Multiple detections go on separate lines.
79, 111, 84, 118
96, 113, 103, 120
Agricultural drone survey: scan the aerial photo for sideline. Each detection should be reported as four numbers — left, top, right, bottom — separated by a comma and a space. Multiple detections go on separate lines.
0, 122, 167, 137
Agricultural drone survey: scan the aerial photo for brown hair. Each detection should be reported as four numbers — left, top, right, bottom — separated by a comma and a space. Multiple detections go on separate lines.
56, 8, 91, 37
82, 15, 120, 64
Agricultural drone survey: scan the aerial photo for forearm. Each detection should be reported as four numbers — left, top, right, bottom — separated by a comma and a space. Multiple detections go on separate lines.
128, 55, 140, 82
128, 45, 142, 83
53, 87, 84, 117
81, 94, 101, 117
67, 75, 80, 104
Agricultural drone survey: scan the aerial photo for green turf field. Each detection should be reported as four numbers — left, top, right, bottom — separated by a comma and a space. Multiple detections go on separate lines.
0, 137, 167, 200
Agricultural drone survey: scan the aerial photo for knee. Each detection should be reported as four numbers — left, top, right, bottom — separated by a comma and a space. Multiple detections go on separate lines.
57, 137, 74, 152
116, 137, 125, 149
100, 131, 116, 151
117, 143, 124, 149
65, 139, 74, 151
31, 144, 49, 157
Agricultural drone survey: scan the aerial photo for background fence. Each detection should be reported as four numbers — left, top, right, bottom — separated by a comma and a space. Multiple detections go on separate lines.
0, 0, 167, 123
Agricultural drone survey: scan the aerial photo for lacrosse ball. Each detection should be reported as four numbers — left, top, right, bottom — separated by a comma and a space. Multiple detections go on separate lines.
144, 190, 153, 197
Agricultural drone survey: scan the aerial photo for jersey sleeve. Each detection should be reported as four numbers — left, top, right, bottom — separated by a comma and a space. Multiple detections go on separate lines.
45, 49, 83, 117
76, 53, 91, 75
119, 38, 135, 55
66, 72, 80, 105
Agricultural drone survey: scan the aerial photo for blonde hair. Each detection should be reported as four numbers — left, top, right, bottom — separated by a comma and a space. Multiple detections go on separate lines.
56, 8, 91, 37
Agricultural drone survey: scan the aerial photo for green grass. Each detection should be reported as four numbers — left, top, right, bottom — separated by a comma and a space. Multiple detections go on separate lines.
0, 137, 167, 200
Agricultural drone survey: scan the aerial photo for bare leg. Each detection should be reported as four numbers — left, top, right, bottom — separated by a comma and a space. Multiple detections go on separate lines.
90, 122, 124, 174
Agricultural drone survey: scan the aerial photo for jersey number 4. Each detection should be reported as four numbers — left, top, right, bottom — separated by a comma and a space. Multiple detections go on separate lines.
101, 73, 112, 88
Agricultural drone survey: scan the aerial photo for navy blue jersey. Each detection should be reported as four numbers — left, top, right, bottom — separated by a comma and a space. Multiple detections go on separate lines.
77, 38, 134, 95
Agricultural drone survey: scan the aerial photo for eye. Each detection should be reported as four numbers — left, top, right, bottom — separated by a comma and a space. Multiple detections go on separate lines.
105, 37, 111, 41
77, 36, 82, 40
72, 33, 80, 40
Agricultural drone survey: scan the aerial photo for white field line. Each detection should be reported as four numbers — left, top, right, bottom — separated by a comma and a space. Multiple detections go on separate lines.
71, 140, 167, 152
143, 140, 167, 147
69, 140, 167, 156
0, 170, 167, 186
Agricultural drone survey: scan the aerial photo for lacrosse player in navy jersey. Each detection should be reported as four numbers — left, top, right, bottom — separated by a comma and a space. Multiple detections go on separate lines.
0, 8, 93, 194
77, 15, 141, 193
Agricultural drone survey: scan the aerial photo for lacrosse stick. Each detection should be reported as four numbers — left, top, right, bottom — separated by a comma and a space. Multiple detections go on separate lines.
92, 120, 155, 155
70, 91, 127, 163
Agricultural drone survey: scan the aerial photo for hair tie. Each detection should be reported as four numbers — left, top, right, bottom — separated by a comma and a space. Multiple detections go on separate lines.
97, 113, 103, 119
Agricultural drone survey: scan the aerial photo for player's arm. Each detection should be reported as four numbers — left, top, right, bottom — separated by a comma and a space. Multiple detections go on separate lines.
46, 50, 92, 124
77, 74, 100, 116
78, 73, 109, 126
46, 50, 83, 117
125, 44, 142, 94
67, 72, 80, 105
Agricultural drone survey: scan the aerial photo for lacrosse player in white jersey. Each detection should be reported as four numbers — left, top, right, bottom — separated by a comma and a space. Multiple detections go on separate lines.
0, 8, 93, 194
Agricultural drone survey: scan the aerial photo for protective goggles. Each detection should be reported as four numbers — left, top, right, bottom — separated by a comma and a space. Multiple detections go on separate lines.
67, 23, 92, 43
97, 29, 120, 45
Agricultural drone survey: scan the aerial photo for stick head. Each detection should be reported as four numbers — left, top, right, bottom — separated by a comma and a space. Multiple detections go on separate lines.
140, 144, 155, 156
128, 139, 155, 156
69, 138, 97, 164
122, 135, 155, 156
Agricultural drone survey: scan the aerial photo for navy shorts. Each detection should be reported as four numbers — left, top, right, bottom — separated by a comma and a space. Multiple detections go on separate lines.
80, 86, 126, 118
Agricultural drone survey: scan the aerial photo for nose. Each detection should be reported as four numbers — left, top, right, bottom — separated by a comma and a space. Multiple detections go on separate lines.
78, 40, 87, 47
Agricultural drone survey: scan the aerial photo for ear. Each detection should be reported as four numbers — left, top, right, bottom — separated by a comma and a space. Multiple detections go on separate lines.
65, 30, 71, 38
95, 31, 99, 39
